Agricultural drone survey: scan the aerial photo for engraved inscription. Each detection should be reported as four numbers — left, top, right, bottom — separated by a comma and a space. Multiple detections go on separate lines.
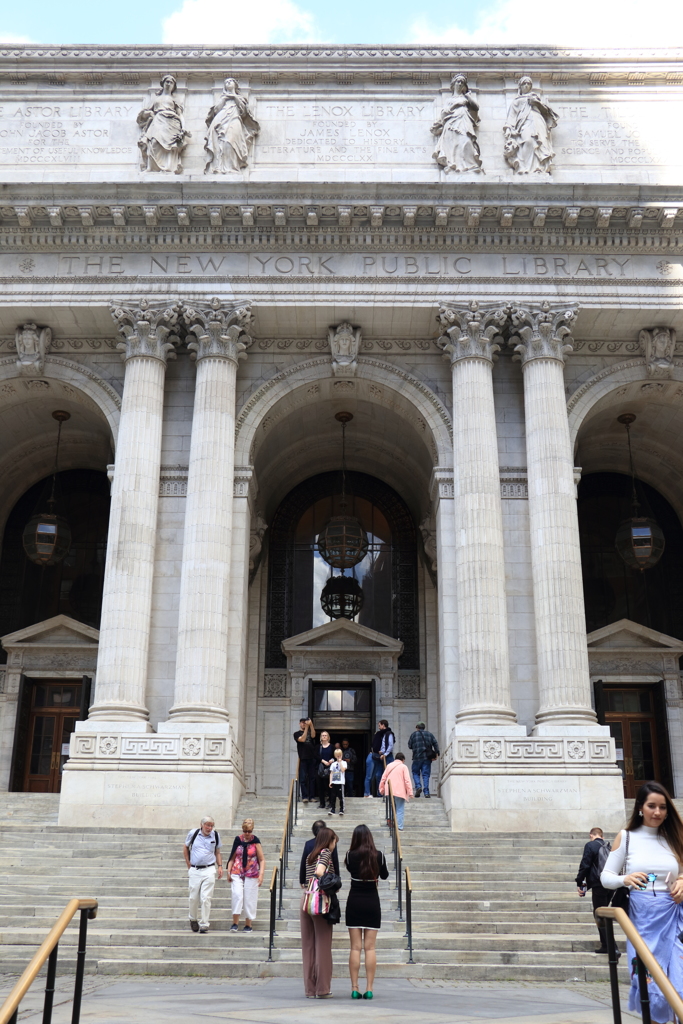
0, 103, 135, 164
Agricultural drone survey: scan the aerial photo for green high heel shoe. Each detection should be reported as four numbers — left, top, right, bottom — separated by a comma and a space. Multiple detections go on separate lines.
363, 991, 373, 1000
351, 990, 362, 999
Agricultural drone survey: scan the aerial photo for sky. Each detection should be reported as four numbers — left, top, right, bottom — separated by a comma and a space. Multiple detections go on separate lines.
0, 0, 680, 49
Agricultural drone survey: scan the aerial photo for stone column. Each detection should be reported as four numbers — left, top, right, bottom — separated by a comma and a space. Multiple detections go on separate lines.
89, 300, 179, 723
509, 302, 596, 731
167, 300, 253, 722
437, 302, 519, 729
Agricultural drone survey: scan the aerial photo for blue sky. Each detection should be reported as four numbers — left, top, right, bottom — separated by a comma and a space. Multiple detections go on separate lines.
0, 0, 674, 47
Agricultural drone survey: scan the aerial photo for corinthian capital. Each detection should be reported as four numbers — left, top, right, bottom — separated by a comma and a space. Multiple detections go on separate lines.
436, 300, 508, 364
182, 298, 254, 364
508, 302, 578, 365
110, 299, 181, 363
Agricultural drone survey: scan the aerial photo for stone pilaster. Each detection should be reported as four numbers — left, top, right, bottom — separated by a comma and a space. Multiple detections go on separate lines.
88, 300, 179, 724
430, 469, 458, 734
509, 302, 596, 731
437, 302, 519, 729
167, 300, 253, 722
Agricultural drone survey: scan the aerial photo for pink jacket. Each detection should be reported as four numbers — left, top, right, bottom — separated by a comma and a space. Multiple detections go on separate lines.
379, 759, 414, 800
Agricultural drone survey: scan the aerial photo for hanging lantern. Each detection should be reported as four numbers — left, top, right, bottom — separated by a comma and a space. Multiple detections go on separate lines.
317, 411, 369, 570
614, 413, 665, 572
320, 574, 364, 620
23, 410, 72, 567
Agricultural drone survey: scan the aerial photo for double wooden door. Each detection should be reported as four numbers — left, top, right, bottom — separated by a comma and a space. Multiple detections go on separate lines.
23, 681, 82, 793
604, 686, 661, 799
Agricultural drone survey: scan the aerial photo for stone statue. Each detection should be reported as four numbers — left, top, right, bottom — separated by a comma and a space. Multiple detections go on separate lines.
204, 78, 260, 174
137, 74, 191, 174
15, 322, 52, 375
419, 515, 438, 574
503, 76, 558, 175
328, 322, 361, 377
431, 74, 483, 174
639, 327, 676, 377
249, 511, 268, 574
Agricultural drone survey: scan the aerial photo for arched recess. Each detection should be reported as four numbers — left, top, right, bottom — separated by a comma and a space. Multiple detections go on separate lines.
0, 360, 117, 546
568, 361, 683, 521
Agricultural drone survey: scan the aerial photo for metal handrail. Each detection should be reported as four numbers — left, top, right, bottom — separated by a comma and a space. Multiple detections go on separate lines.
597, 906, 683, 1024
0, 897, 98, 1024
266, 865, 278, 962
385, 781, 403, 920
277, 777, 299, 919
405, 866, 414, 964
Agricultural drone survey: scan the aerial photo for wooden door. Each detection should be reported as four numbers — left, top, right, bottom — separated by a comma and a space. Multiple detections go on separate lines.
23, 681, 81, 793
604, 687, 660, 799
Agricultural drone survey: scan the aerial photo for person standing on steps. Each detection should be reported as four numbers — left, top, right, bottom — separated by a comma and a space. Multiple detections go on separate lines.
328, 746, 347, 815
300, 819, 340, 884
226, 818, 265, 933
408, 721, 440, 798
183, 816, 223, 934
300, 826, 338, 999
379, 752, 413, 830
575, 826, 616, 954
601, 781, 683, 1024
316, 730, 335, 810
368, 720, 394, 796
345, 824, 389, 1000
342, 738, 357, 797
294, 717, 317, 804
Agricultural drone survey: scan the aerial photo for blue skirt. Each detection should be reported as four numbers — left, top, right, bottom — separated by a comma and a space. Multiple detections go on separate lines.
627, 890, 683, 1021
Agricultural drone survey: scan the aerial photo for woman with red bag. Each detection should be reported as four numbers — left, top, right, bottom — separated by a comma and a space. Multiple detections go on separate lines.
300, 826, 338, 998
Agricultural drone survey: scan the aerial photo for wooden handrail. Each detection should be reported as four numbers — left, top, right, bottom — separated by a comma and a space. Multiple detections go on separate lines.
279, 777, 295, 858
0, 898, 97, 1024
597, 906, 683, 1020
387, 781, 404, 862
405, 865, 412, 892
269, 864, 278, 891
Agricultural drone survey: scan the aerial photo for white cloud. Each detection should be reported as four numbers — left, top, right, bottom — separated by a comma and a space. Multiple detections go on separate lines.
0, 34, 36, 44
409, 0, 683, 48
162, 0, 318, 44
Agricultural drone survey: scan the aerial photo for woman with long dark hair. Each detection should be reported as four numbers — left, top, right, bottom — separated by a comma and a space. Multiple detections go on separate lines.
344, 824, 389, 1000
601, 782, 683, 1023
300, 826, 338, 999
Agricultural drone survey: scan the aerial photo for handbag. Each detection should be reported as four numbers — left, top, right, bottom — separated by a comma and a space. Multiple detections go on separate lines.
302, 856, 331, 917
319, 870, 342, 895
318, 762, 331, 778
611, 831, 630, 913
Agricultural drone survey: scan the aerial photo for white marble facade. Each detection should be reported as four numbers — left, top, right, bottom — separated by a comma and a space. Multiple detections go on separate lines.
0, 44, 683, 829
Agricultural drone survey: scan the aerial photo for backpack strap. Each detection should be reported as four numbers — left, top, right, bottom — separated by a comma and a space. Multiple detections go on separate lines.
188, 828, 200, 852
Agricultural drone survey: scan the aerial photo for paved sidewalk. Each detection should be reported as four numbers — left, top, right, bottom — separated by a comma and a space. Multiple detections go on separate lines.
1, 976, 641, 1023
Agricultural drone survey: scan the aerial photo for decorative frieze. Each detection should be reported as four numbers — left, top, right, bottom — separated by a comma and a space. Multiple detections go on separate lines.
453, 736, 614, 766
68, 731, 243, 774
159, 465, 188, 497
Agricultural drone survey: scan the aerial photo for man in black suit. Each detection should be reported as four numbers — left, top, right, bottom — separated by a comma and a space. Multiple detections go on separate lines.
299, 819, 340, 886
575, 826, 617, 954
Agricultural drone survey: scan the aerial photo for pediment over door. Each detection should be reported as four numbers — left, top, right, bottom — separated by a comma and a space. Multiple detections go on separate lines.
587, 618, 683, 677
282, 618, 403, 683
1, 614, 99, 675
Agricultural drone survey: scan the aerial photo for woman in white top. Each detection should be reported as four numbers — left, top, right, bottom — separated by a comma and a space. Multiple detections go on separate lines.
601, 781, 683, 1023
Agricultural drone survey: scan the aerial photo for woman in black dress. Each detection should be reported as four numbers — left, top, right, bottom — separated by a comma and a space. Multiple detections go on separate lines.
344, 824, 389, 1000
316, 731, 334, 809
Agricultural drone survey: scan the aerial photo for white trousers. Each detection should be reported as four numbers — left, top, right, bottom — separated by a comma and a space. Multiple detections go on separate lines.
188, 865, 216, 929
231, 875, 259, 921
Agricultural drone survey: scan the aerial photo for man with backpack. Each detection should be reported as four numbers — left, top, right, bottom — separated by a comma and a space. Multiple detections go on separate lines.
408, 721, 439, 798
575, 826, 616, 954
183, 816, 223, 934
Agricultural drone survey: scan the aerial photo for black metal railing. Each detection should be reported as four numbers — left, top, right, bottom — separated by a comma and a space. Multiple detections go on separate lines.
277, 777, 299, 919
384, 781, 415, 962
0, 898, 98, 1024
596, 906, 683, 1024
266, 865, 278, 962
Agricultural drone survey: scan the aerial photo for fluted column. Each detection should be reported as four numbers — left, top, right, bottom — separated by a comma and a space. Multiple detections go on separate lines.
509, 302, 596, 731
437, 302, 518, 729
168, 300, 253, 722
89, 300, 179, 722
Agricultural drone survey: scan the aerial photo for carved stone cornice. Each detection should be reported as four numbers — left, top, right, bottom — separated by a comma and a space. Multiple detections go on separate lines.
110, 298, 180, 364
509, 302, 578, 365
182, 299, 254, 364
437, 300, 508, 365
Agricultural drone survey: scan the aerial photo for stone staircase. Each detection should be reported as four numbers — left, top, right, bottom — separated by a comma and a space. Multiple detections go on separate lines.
0, 791, 628, 982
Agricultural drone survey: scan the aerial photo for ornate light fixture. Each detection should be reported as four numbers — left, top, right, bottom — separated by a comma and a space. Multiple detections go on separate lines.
320, 574, 364, 620
317, 412, 369, 570
22, 410, 72, 566
614, 413, 665, 572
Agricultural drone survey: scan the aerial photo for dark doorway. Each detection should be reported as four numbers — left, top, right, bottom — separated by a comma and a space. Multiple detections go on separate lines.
23, 680, 83, 793
602, 686, 662, 798
308, 681, 373, 797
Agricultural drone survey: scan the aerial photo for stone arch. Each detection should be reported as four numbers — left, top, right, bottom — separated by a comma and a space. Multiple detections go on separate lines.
235, 356, 453, 472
